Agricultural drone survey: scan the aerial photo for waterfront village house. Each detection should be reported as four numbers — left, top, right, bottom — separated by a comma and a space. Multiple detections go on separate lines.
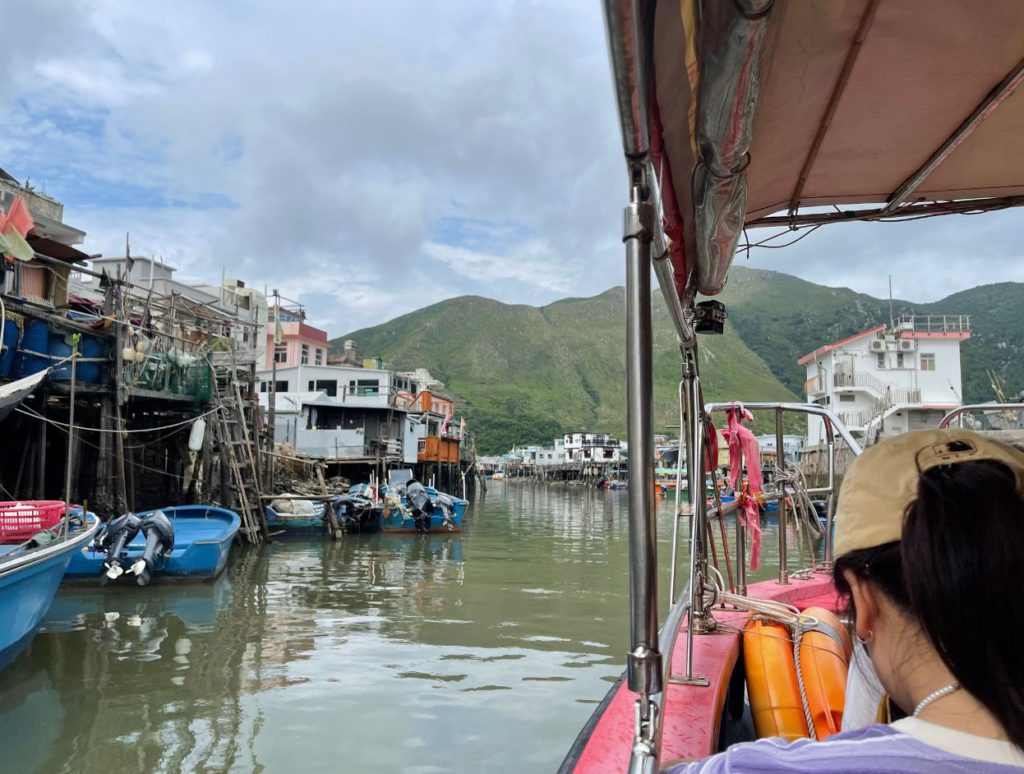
257, 357, 462, 464
801, 314, 970, 448
755, 434, 805, 466
519, 438, 566, 467
1, 167, 91, 305
266, 304, 328, 370
563, 432, 626, 463
73, 257, 269, 365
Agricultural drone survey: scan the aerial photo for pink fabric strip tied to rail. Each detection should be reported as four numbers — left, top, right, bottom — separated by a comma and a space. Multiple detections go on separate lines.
719, 403, 764, 569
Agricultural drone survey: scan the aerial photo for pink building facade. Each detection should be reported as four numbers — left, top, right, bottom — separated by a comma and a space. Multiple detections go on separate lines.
265, 320, 329, 369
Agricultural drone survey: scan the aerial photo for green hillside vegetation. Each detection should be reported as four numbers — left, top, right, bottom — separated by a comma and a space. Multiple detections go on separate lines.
336, 268, 1024, 454
337, 288, 797, 454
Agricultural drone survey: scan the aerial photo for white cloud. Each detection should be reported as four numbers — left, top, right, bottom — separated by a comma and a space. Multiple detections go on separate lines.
424, 241, 576, 294
2, 0, 1021, 338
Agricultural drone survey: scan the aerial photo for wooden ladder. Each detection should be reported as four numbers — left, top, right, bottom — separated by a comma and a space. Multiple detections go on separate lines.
213, 364, 268, 543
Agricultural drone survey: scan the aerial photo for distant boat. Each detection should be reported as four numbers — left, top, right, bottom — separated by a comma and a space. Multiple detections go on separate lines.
64, 505, 239, 584
0, 503, 102, 670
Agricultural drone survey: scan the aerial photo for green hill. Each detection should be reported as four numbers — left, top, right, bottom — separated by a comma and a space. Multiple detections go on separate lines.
337, 288, 797, 454
335, 268, 1024, 454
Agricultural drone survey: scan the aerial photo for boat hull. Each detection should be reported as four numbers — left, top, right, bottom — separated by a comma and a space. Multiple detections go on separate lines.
264, 502, 326, 535
0, 514, 101, 670
64, 506, 239, 582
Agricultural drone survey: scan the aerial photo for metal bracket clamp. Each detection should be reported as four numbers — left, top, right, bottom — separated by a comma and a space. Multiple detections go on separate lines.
628, 645, 663, 697
631, 696, 660, 767
623, 197, 655, 242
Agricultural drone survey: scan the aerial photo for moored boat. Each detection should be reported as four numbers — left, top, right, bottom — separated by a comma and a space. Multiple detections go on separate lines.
64, 505, 239, 584
0, 502, 102, 670
264, 497, 327, 535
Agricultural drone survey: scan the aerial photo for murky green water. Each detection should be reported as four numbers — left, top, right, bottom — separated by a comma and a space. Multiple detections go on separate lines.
0, 483, 797, 773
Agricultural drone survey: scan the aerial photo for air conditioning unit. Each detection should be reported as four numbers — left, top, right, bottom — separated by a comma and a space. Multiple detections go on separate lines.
899, 339, 916, 351
869, 340, 885, 352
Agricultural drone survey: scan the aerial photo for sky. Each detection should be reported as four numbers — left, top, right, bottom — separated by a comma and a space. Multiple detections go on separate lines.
2, 1, 1023, 336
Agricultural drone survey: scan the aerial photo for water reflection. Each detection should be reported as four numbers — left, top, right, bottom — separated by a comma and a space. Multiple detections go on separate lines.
0, 483, 809, 773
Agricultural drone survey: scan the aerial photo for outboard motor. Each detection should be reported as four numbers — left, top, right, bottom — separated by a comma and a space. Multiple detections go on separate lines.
406, 480, 433, 533
130, 511, 175, 586
436, 494, 456, 530
97, 513, 142, 584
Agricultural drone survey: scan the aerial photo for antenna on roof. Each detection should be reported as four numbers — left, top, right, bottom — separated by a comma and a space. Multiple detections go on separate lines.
888, 274, 895, 330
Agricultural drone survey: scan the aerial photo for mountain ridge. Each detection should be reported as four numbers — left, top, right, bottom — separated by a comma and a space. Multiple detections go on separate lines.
335, 268, 1024, 454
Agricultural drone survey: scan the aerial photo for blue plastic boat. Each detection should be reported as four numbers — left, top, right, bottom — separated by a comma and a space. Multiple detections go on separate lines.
64, 505, 239, 583
0, 512, 101, 670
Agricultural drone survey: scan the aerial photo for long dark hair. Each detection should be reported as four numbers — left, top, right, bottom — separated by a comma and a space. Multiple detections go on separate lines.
833, 460, 1024, 749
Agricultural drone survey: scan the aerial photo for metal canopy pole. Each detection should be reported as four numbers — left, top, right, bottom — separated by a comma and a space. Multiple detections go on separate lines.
775, 408, 789, 584
624, 185, 662, 728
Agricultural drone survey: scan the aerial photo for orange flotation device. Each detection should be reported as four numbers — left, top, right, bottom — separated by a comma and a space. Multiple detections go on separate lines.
743, 606, 850, 741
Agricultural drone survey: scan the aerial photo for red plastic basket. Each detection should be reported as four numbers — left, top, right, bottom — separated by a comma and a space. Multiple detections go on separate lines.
0, 500, 66, 543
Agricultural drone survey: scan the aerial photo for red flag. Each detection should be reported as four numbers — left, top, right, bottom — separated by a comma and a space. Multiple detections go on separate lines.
5, 196, 33, 236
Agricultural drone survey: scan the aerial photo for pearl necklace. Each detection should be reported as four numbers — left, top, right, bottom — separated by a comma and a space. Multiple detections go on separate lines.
913, 682, 960, 717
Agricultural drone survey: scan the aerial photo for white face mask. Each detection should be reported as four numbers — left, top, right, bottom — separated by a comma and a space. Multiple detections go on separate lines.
842, 640, 887, 730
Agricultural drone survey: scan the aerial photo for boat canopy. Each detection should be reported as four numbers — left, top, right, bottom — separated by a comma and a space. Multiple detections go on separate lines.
608, 0, 1024, 304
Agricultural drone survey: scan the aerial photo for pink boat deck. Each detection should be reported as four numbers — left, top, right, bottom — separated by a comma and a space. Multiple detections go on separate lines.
567, 573, 840, 772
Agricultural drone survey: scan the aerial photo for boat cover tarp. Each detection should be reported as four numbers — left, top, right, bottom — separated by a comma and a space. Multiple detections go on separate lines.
648, 0, 1024, 296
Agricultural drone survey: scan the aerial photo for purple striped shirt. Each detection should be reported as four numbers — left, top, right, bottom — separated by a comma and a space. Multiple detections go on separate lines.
664, 725, 1024, 773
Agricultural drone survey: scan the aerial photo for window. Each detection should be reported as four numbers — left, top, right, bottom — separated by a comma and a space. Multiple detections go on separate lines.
839, 394, 855, 403
273, 344, 287, 363
896, 352, 905, 368
259, 382, 267, 393
301, 344, 310, 365
314, 379, 337, 397
267, 380, 287, 392
315, 348, 323, 366
876, 353, 885, 369
921, 353, 936, 371
308, 380, 315, 391
349, 378, 380, 396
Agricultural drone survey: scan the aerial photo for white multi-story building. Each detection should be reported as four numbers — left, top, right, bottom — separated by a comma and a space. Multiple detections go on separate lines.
519, 438, 566, 467
800, 314, 970, 447
563, 432, 625, 463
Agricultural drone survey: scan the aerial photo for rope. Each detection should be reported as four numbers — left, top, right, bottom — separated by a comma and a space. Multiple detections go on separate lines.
792, 626, 817, 737
15, 403, 222, 434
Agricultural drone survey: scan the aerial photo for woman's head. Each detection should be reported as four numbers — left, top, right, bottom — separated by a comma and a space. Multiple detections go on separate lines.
832, 430, 1024, 745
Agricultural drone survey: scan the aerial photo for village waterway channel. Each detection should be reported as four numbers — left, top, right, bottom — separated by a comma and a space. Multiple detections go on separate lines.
0, 482, 794, 773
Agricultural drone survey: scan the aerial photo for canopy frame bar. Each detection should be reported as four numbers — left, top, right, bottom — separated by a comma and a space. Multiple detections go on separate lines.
787, 0, 881, 218
750, 193, 1024, 228
883, 54, 1024, 213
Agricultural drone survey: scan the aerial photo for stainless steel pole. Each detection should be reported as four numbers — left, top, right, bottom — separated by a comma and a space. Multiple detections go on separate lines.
776, 408, 789, 584
823, 417, 836, 567
624, 186, 661, 705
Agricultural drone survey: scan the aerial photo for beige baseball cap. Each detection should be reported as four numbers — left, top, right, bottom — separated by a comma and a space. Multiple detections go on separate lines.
833, 429, 1024, 556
